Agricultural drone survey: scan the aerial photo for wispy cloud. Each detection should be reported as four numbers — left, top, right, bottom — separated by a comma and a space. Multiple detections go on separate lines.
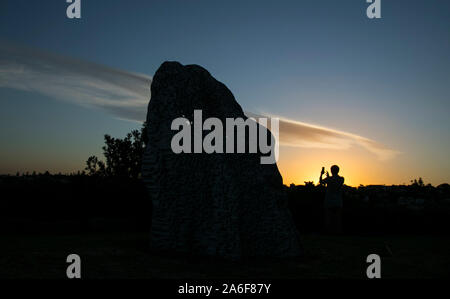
0, 42, 152, 121
247, 112, 400, 161
0, 42, 399, 160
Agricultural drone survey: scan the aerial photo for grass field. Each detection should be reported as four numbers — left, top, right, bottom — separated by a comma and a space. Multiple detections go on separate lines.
1, 233, 449, 279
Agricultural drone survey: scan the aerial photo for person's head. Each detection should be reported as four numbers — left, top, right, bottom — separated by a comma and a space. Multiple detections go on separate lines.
330, 165, 340, 176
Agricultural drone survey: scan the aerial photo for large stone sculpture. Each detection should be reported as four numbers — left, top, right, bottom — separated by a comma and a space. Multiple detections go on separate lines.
142, 61, 302, 260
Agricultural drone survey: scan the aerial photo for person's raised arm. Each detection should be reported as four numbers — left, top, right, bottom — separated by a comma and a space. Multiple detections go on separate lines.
319, 167, 325, 185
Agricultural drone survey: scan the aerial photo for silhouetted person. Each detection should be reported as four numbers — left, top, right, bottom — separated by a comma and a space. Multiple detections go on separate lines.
320, 165, 344, 234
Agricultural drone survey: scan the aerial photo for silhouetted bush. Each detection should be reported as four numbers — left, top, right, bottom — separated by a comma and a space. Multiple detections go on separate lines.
85, 122, 148, 179
0, 174, 151, 234
0, 173, 449, 235
287, 182, 450, 234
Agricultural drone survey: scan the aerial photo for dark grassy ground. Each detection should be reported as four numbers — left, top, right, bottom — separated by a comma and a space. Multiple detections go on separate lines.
1, 233, 449, 279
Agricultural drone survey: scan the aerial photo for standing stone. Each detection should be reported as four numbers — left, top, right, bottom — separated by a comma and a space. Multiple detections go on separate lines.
142, 61, 302, 260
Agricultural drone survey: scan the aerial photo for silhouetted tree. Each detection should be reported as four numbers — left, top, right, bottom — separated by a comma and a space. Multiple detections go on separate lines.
304, 181, 315, 188
411, 177, 425, 188
418, 177, 424, 187
85, 122, 148, 178
85, 156, 106, 176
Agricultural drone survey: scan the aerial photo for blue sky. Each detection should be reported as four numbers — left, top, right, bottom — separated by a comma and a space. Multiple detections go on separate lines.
0, 0, 449, 185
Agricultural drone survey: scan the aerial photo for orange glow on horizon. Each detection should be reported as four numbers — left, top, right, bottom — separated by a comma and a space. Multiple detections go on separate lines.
276, 145, 414, 187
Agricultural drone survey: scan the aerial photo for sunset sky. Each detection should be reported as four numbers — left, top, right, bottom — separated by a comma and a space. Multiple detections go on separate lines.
1, 0, 449, 186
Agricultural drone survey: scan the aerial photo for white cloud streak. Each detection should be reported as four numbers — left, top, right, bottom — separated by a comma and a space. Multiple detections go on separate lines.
0, 42, 399, 160
247, 112, 400, 161
0, 42, 152, 121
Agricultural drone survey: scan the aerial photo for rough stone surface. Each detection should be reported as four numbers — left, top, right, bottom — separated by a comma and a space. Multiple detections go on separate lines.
142, 61, 302, 260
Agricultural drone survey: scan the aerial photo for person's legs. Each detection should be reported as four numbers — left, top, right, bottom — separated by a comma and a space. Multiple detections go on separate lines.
329, 208, 338, 234
335, 207, 342, 234
324, 207, 331, 233
324, 207, 342, 234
